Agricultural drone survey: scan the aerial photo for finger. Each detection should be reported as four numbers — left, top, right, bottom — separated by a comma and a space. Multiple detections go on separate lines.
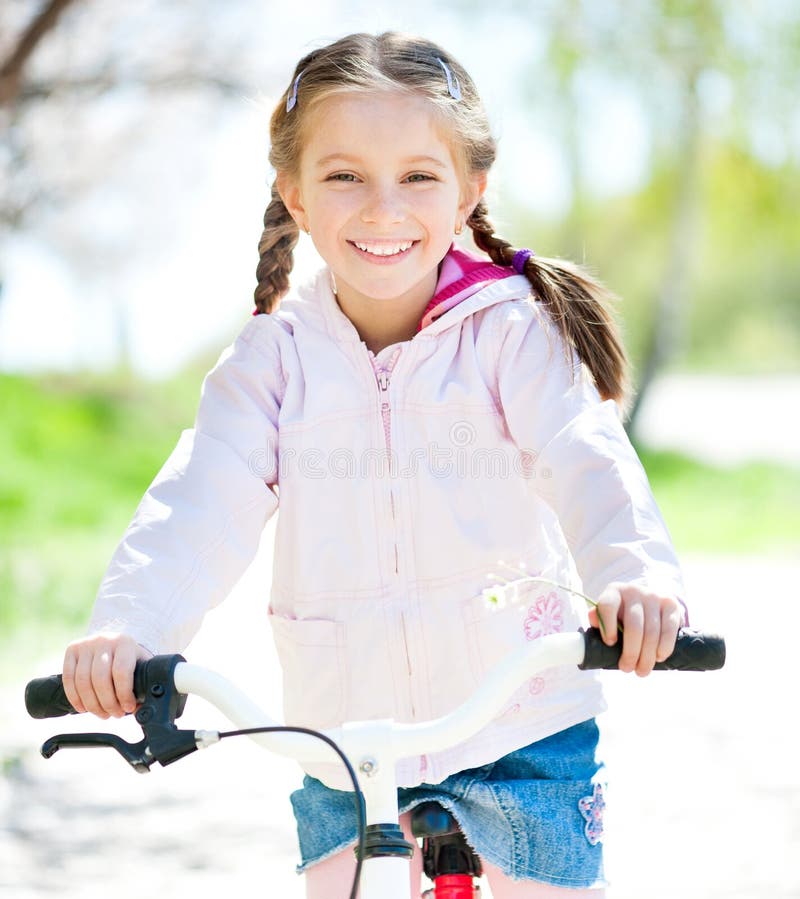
595, 588, 622, 646
656, 602, 682, 663
111, 642, 138, 714
619, 599, 644, 673
62, 646, 85, 714
74, 649, 108, 719
636, 600, 663, 677
91, 647, 126, 718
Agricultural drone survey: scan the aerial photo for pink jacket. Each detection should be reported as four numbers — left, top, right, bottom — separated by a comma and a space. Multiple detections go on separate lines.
89, 262, 684, 788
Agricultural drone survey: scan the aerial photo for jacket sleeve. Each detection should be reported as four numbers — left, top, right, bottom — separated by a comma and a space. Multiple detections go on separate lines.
495, 300, 685, 605
87, 321, 283, 652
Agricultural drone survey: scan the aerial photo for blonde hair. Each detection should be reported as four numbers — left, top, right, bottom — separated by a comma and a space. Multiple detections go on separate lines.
255, 32, 629, 406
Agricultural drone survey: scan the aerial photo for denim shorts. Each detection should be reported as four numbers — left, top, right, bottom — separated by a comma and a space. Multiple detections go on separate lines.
290, 719, 606, 889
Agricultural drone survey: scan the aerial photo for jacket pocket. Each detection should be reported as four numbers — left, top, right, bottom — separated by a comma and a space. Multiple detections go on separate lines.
461, 581, 580, 722
268, 611, 346, 729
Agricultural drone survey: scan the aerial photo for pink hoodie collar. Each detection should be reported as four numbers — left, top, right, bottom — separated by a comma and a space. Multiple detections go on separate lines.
418, 245, 513, 331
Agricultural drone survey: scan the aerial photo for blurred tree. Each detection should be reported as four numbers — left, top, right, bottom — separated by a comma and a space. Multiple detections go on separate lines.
0, 0, 76, 108
0, 1, 256, 220
464, 0, 800, 424
0, 0, 277, 366
615, 0, 716, 428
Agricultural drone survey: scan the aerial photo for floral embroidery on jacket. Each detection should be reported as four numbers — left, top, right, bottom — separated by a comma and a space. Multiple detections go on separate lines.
523, 592, 564, 641
578, 783, 605, 846
528, 676, 546, 695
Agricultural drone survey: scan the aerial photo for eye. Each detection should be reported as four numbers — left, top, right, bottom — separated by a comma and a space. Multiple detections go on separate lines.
405, 173, 436, 183
326, 172, 359, 182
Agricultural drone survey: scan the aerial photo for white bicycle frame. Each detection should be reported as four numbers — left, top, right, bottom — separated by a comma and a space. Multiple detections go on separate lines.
174, 631, 588, 899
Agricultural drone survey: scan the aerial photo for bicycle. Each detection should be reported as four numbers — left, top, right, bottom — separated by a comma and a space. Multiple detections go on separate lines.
26, 625, 725, 899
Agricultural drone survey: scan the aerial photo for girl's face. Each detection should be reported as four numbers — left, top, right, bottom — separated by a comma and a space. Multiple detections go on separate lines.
279, 92, 485, 313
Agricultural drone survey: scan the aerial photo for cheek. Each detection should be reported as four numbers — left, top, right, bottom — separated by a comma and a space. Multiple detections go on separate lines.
313, 193, 357, 229
420, 185, 464, 220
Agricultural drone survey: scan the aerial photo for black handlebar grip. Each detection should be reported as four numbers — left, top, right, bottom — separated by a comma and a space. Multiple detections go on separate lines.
579, 626, 726, 671
25, 662, 151, 720
25, 675, 77, 719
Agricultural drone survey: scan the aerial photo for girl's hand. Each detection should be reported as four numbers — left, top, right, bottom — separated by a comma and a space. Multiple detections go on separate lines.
588, 583, 684, 677
62, 633, 153, 719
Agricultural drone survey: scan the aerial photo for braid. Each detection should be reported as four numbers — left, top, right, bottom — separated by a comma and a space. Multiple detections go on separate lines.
468, 201, 630, 409
254, 182, 300, 314
467, 199, 515, 266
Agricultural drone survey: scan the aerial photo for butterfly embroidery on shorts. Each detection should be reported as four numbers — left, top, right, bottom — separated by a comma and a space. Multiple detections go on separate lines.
578, 783, 605, 846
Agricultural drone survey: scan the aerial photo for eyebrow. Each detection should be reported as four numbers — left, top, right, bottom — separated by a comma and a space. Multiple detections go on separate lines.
314, 153, 449, 169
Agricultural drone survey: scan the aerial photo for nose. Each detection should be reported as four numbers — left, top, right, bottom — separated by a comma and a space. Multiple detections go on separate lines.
360, 182, 405, 226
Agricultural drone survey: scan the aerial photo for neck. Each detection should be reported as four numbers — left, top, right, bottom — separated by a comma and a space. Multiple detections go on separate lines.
334, 271, 438, 354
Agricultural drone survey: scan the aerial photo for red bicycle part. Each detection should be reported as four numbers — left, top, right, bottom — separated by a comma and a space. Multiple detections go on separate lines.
434, 873, 476, 898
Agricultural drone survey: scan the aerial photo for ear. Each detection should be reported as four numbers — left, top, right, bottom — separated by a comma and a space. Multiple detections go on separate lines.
460, 171, 488, 220
276, 172, 307, 230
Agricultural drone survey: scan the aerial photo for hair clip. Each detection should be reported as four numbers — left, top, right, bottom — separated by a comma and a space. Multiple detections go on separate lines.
436, 58, 462, 101
286, 70, 304, 113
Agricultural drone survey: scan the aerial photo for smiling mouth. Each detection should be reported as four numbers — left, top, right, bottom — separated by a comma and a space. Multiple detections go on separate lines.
348, 240, 418, 259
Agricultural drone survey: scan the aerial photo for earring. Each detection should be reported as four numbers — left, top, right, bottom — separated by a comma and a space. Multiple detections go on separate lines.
303, 224, 310, 235
455, 222, 463, 235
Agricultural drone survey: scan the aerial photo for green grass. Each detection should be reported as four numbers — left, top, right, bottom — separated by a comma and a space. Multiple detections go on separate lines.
0, 371, 200, 652
637, 447, 800, 556
1, 371, 797, 675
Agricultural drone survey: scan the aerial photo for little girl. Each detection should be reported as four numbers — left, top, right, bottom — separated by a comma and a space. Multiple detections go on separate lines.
62, 32, 686, 898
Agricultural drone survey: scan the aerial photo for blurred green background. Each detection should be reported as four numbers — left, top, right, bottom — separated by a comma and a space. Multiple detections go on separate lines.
1, 0, 799, 674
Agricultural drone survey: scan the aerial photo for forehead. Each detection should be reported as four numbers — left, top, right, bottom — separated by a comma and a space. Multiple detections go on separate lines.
299, 91, 460, 169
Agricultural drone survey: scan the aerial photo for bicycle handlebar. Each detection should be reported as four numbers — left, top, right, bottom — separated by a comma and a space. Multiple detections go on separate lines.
25, 627, 725, 722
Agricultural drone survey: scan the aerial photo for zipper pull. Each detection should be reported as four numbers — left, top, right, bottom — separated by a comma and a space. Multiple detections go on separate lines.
377, 370, 390, 392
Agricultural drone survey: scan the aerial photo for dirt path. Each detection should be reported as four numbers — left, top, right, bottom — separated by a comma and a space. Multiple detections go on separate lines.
2, 546, 797, 898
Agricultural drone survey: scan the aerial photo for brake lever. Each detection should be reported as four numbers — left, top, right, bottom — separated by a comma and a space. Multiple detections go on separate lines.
40, 654, 200, 774
42, 732, 155, 772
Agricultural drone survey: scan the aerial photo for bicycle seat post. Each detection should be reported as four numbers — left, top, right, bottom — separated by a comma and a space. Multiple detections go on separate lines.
412, 802, 482, 897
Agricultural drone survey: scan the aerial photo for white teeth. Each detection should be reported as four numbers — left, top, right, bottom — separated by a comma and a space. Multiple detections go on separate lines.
354, 241, 414, 256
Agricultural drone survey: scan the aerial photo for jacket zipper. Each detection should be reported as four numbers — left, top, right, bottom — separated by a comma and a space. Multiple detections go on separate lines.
373, 353, 416, 718
376, 365, 399, 575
